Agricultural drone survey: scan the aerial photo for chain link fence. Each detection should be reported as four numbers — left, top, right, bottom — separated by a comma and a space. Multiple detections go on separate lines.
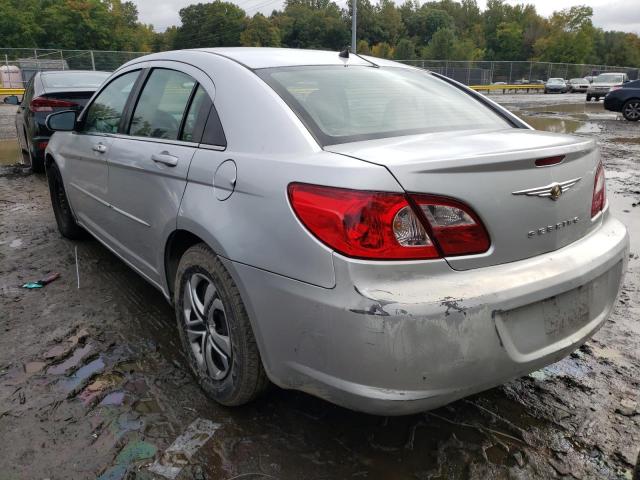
398, 59, 639, 85
0, 48, 147, 88
1, 48, 638, 90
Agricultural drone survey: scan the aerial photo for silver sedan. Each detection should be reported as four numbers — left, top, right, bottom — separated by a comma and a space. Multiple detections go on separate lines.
44, 48, 629, 415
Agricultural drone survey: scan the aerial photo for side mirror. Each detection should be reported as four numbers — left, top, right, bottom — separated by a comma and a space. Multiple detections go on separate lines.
3, 95, 20, 105
624, 79, 630, 83
46, 110, 77, 132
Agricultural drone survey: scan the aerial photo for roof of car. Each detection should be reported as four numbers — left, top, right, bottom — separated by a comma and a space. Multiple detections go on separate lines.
132, 47, 407, 70
39, 70, 110, 76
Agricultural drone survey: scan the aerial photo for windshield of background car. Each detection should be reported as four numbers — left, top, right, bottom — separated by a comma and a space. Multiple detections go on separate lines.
548, 79, 563, 84
41, 72, 111, 88
595, 74, 624, 84
259, 66, 509, 145
571, 78, 587, 83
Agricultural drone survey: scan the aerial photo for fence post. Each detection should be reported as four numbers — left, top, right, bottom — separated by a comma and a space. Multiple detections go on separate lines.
60, 50, 65, 70
90, 50, 96, 71
4, 54, 9, 87
528, 61, 533, 82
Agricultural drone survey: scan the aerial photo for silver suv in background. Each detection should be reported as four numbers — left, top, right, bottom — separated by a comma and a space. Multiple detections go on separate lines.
43, 48, 629, 415
587, 72, 629, 101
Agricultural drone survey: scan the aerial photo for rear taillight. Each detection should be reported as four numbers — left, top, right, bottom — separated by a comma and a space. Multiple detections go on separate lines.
591, 162, 606, 218
411, 195, 491, 256
288, 183, 490, 260
29, 96, 77, 113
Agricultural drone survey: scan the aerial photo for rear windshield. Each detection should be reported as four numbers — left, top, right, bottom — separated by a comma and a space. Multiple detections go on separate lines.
41, 72, 110, 89
259, 66, 509, 145
594, 74, 624, 84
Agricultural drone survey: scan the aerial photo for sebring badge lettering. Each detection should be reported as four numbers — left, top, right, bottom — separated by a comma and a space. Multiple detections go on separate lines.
528, 217, 579, 238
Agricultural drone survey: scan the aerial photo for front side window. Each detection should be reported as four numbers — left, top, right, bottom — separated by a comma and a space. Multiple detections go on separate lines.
129, 69, 195, 140
83, 71, 139, 134
259, 66, 509, 146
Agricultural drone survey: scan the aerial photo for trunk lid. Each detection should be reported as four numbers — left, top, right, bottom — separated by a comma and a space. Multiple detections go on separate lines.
325, 128, 600, 270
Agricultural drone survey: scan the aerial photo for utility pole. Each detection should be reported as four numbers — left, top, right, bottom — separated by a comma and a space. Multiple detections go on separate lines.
351, 0, 357, 53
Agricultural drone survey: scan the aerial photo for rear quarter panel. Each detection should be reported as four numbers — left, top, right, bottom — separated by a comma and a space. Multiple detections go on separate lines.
176, 53, 402, 289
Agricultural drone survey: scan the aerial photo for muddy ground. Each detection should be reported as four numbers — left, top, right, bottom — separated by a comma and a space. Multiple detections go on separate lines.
0, 93, 638, 480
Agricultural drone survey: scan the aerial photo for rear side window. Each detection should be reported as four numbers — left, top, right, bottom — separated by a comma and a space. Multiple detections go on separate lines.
41, 72, 109, 89
83, 71, 139, 134
22, 78, 35, 105
129, 69, 195, 140
259, 66, 508, 145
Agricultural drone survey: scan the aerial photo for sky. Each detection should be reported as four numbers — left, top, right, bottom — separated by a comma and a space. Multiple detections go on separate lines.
135, 0, 640, 34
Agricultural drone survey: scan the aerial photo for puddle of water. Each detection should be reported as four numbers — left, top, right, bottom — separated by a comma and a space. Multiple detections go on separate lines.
527, 102, 613, 115
610, 137, 640, 145
60, 357, 105, 392
517, 114, 583, 134
0, 139, 21, 166
47, 343, 93, 375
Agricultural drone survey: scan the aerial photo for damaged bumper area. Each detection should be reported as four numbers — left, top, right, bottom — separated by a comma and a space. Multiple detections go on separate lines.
226, 214, 629, 415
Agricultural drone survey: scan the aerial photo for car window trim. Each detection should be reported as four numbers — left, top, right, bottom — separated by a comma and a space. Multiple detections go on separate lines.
76, 68, 143, 135
109, 132, 200, 148
119, 68, 151, 134
178, 82, 200, 141
124, 66, 198, 141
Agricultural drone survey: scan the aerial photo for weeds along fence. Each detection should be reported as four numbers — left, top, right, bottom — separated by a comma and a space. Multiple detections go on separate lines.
0, 48, 638, 89
398, 59, 640, 85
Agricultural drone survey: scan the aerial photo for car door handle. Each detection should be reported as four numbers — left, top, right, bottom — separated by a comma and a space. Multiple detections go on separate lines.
151, 152, 178, 167
92, 143, 107, 153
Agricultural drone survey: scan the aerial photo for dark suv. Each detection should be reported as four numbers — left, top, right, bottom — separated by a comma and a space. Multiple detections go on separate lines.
6, 70, 109, 172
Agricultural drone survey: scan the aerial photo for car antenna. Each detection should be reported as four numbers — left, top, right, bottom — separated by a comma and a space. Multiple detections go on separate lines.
338, 47, 380, 68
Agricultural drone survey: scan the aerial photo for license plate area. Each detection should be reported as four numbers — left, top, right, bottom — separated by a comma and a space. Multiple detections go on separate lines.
542, 286, 590, 337
495, 260, 622, 359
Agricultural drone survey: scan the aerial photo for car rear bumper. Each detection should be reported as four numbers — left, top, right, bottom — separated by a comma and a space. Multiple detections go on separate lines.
227, 213, 628, 415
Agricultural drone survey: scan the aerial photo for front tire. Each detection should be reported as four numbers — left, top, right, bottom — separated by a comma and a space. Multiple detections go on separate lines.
622, 99, 640, 121
175, 244, 269, 406
47, 161, 84, 239
586, 94, 592, 101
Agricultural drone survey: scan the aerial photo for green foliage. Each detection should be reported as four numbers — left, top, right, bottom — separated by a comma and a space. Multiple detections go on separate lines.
356, 39, 371, 54
273, 0, 349, 50
371, 41, 393, 58
533, 6, 596, 64
0, 0, 155, 51
1, 0, 639, 68
174, 1, 247, 48
394, 38, 415, 59
241, 14, 281, 47
425, 27, 456, 59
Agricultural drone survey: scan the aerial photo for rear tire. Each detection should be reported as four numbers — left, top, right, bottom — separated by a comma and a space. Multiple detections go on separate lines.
586, 95, 592, 101
27, 137, 44, 173
175, 243, 269, 406
47, 161, 84, 239
622, 99, 640, 121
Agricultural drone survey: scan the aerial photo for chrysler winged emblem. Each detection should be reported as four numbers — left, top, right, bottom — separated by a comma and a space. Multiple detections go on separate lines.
512, 177, 581, 201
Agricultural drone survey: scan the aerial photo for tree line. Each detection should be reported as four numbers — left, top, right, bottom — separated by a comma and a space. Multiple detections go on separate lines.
2, 0, 640, 67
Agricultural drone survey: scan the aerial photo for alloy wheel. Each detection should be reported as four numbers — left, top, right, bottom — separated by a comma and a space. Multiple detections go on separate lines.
182, 272, 232, 380
623, 101, 640, 120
